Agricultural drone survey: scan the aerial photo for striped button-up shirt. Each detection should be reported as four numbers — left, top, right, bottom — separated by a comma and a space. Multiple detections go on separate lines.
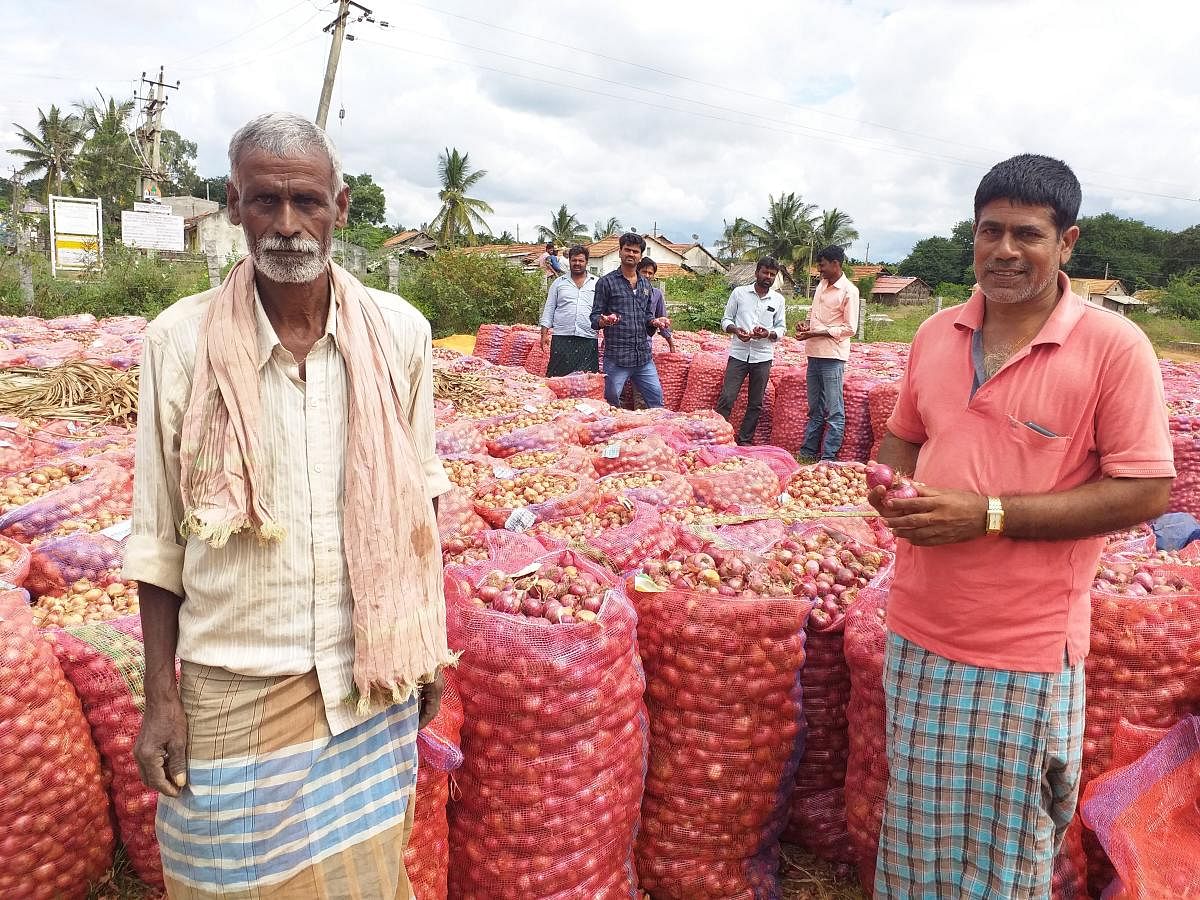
123, 284, 451, 735
540, 273, 599, 338
589, 269, 659, 367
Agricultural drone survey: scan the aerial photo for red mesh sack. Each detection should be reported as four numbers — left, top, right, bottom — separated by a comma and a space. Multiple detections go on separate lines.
0, 417, 38, 477
834, 374, 877, 463
0, 534, 31, 587
686, 457, 779, 511
441, 528, 546, 573
45, 617, 164, 886
843, 564, 894, 893
679, 351, 729, 413
1167, 424, 1199, 519
714, 518, 788, 553
0, 459, 132, 543
504, 445, 596, 477
697, 444, 799, 492
435, 420, 488, 457
472, 323, 509, 362
576, 408, 668, 446
473, 469, 598, 530
480, 410, 581, 459
1052, 815, 1089, 900
446, 551, 647, 899
628, 534, 813, 898
769, 368, 811, 454
437, 487, 490, 542
0, 588, 114, 897
1110, 719, 1171, 769
1080, 716, 1200, 899
404, 680, 464, 900
1102, 524, 1156, 556
592, 431, 684, 477
497, 326, 539, 368
595, 470, 694, 509
664, 410, 735, 447
654, 351, 692, 411
524, 340, 550, 377
867, 381, 901, 461
782, 461, 870, 511
531, 498, 671, 574
546, 371, 606, 400
440, 453, 505, 490
25, 532, 126, 598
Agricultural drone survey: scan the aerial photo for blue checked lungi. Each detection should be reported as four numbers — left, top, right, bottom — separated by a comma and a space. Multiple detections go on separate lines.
874, 632, 1085, 899
156, 663, 419, 899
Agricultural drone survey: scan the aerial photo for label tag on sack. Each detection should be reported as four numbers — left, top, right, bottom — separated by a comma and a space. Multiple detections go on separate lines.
778, 492, 792, 506
100, 520, 133, 541
67, 422, 78, 434
504, 508, 536, 532
508, 562, 541, 579
0, 440, 12, 449
618, 496, 634, 512
523, 404, 540, 413
574, 402, 594, 414
0, 419, 19, 430
632, 573, 666, 593
602, 443, 620, 459
493, 467, 516, 479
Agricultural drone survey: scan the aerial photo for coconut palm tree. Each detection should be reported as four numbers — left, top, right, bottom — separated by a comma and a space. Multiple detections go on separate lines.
715, 218, 754, 262
745, 192, 819, 262
592, 217, 621, 241
75, 93, 138, 226
9, 105, 87, 200
429, 147, 493, 248
538, 204, 589, 246
812, 208, 860, 251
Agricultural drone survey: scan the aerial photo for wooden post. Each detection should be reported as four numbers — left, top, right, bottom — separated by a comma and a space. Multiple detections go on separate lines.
387, 254, 400, 292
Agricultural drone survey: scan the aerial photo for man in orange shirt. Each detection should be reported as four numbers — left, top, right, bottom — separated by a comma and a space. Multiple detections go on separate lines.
868, 154, 1174, 897
797, 245, 860, 460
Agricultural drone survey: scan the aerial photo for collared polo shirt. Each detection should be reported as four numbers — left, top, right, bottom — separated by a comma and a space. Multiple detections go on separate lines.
721, 284, 787, 363
806, 274, 859, 361
885, 272, 1175, 672
540, 273, 599, 338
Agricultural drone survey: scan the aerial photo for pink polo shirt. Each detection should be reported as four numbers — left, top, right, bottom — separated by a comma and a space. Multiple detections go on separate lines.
885, 272, 1175, 672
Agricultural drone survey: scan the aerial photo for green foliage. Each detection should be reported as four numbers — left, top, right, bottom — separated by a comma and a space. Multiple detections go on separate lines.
1159, 274, 1200, 320
853, 275, 877, 300
195, 177, 228, 206
662, 273, 731, 332
9, 105, 87, 200
935, 281, 972, 301
429, 148, 493, 248
743, 192, 819, 264
344, 173, 386, 226
537, 204, 589, 246
337, 222, 395, 251
897, 219, 974, 287
396, 251, 543, 337
1066, 213, 1168, 289
159, 130, 199, 196
813, 208, 859, 251
593, 217, 621, 241
1163, 225, 1200, 277
75, 93, 137, 232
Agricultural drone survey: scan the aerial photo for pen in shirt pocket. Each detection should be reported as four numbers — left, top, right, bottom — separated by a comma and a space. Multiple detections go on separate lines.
1022, 420, 1059, 438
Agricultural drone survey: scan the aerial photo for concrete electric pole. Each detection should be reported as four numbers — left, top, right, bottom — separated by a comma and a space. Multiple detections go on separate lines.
316, 2, 372, 129
134, 67, 180, 201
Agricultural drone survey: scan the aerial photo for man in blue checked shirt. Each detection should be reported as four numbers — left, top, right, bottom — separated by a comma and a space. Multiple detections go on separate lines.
589, 232, 672, 407
716, 256, 786, 445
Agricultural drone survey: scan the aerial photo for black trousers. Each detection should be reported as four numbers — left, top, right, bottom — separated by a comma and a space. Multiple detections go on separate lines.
546, 335, 600, 376
716, 357, 771, 445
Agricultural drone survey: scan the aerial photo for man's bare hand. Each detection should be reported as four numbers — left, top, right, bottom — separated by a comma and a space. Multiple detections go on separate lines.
872, 485, 988, 546
135, 691, 189, 797
650, 316, 671, 331
752, 325, 769, 338
418, 670, 445, 730
735, 327, 753, 342
540, 334, 550, 351
599, 313, 620, 327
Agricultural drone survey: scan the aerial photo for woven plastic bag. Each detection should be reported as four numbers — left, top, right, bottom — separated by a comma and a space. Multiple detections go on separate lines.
531, 498, 671, 575
697, 444, 800, 492
0, 587, 115, 898
867, 381, 901, 461
404, 679, 465, 900
482, 416, 581, 459
0, 534, 31, 587
46, 616, 165, 886
768, 368, 811, 454
1080, 716, 1200, 899
629, 534, 813, 899
436, 420, 489, 457
687, 456, 780, 511
25, 532, 126, 598
834, 374, 878, 463
472, 469, 598, 530
472, 324, 509, 362
1052, 815, 1090, 900
497, 326, 539, 368
437, 487, 491, 542
663, 410, 736, 447
592, 430, 686, 477
654, 351, 692, 411
546, 371, 605, 400
678, 351, 728, 414
446, 550, 647, 899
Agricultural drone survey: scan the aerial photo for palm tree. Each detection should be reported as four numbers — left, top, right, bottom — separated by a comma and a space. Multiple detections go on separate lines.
9, 105, 87, 200
812, 208, 859, 251
715, 218, 754, 262
538, 204, 589, 246
593, 217, 621, 241
75, 93, 138, 225
745, 192, 819, 262
429, 147, 493, 248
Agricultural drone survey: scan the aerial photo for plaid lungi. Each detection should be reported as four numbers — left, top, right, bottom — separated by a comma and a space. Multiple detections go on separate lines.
875, 632, 1084, 899
157, 663, 419, 899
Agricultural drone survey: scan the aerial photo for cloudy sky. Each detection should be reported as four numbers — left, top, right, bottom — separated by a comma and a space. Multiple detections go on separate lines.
4, 0, 1198, 262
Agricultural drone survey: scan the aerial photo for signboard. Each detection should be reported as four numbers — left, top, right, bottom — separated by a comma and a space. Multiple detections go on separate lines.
134, 201, 170, 215
49, 196, 102, 276
121, 210, 184, 251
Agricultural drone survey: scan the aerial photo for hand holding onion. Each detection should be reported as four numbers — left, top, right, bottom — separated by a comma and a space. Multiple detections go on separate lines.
865, 461, 987, 546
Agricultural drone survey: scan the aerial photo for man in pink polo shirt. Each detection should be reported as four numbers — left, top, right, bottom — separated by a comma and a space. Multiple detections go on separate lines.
867, 154, 1174, 897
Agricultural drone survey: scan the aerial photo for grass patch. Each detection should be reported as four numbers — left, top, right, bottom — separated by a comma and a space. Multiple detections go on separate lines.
780, 844, 869, 900
87, 846, 163, 900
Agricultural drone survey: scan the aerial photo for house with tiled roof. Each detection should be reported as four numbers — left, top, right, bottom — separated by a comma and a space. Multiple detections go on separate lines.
381, 229, 437, 256
586, 233, 687, 276
870, 275, 933, 305
1070, 277, 1146, 315
456, 242, 547, 268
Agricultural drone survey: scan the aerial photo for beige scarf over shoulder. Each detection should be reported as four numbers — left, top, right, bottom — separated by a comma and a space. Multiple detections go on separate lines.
179, 258, 454, 714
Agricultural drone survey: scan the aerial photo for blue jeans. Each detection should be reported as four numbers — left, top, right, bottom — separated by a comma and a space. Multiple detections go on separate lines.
604, 360, 664, 408
801, 357, 845, 459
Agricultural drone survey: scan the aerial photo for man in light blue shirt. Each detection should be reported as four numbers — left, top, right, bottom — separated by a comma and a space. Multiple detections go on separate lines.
539, 244, 600, 376
716, 256, 786, 444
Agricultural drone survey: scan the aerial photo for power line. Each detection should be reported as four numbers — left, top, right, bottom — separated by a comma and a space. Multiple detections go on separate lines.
173, 0, 313, 65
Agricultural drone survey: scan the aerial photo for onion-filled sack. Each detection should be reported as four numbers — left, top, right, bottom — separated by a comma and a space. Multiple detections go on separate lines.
783, 462, 870, 512
497, 326, 539, 368
577, 409, 675, 446
481, 410, 581, 459
592, 430, 685, 477
442, 528, 545, 573
0, 533, 31, 587
0, 588, 114, 898
546, 371, 606, 400
446, 551, 647, 898
524, 340, 550, 377
30, 578, 139, 629
440, 454, 504, 490
504, 445, 596, 477
0, 458, 132, 543
595, 470, 694, 509
1080, 716, 1200, 900
473, 323, 509, 362
768, 368, 811, 454
404, 680, 465, 900
843, 565, 894, 893
679, 351, 729, 414
45, 617, 164, 886
629, 535, 813, 899
1167, 418, 1199, 519
654, 351, 692, 412
1052, 815, 1089, 900
1110, 719, 1170, 769
472, 469, 598, 530
0, 417, 38, 478
687, 456, 780, 512
436, 420, 489, 457
531, 498, 671, 575
664, 410, 736, 447
866, 381, 901, 462
834, 374, 877, 463
24, 532, 125, 599
697, 445, 799, 493
1102, 523, 1156, 556
437, 487, 490, 542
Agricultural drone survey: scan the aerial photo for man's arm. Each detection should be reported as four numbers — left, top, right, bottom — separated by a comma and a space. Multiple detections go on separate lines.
590, 277, 609, 330
539, 282, 557, 349
874, 429, 922, 474
134, 583, 188, 796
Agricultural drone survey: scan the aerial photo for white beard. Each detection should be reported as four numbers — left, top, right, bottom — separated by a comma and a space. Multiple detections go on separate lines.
250, 234, 331, 284
983, 269, 1057, 305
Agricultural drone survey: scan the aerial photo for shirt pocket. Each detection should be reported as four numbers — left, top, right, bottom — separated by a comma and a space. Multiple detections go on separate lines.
996, 414, 1073, 493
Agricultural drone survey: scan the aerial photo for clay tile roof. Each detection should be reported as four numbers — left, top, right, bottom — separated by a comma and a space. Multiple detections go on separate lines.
646, 263, 689, 279
870, 275, 920, 294
588, 237, 621, 257
381, 229, 421, 247
1070, 278, 1124, 296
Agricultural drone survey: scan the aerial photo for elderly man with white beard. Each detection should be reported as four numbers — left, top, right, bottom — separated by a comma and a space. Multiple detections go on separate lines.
124, 112, 454, 899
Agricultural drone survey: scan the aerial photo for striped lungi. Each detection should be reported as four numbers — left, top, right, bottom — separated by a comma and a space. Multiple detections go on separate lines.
157, 663, 419, 899
874, 632, 1084, 899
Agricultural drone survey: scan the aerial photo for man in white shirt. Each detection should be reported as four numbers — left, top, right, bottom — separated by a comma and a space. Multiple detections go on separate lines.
797, 245, 861, 460
539, 244, 599, 375
716, 256, 787, 445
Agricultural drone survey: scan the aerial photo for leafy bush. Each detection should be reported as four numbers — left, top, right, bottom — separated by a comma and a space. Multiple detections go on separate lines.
662, 272, 730, 332
396, 250, 544, 338
935, 281, 972, 302
1159, 275, 1200, 320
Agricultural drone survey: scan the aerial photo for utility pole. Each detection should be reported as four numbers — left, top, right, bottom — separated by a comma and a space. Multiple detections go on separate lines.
133, 67, 180, 201
864, 242, 870, 265
316, 2, 372, 128
10, 172, 34, 310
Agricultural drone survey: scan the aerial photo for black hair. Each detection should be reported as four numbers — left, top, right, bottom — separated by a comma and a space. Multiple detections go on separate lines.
815, 246, 845, 264
755, 255, 780, 273
973, 153, 1082, 234
618, 232, 647, 252
545, 241, 556, 250
567, 244, 589, 261
636, 257, 658, 273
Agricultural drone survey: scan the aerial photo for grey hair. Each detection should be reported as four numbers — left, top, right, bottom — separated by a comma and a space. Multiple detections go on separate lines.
227, 112, 344, 194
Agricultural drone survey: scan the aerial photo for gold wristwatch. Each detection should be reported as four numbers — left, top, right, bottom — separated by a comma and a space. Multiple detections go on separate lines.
985, 496, 1005, 536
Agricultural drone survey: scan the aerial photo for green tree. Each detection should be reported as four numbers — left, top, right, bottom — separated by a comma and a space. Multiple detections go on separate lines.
339, 222, 396, 251
744, 192, 819, 265
714, 218, 753, 262
662, 272, 734, 331
492, 230, 517, 244
344, 172, 386, 225
396, 250, 543, 337
1065, 213, 1167, 289
1159, 273, 1200, 319
195, 176, 228, 206
9, 105, 87, 200
897, 219, 975, 287
429, 147, 493, 248
159, 130, 199, 196
537, 204, 589, 246
75, 92, 137, 230
593, 217, 621, 241
812, 208, 859, 250
1163, 225, 1200, 277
